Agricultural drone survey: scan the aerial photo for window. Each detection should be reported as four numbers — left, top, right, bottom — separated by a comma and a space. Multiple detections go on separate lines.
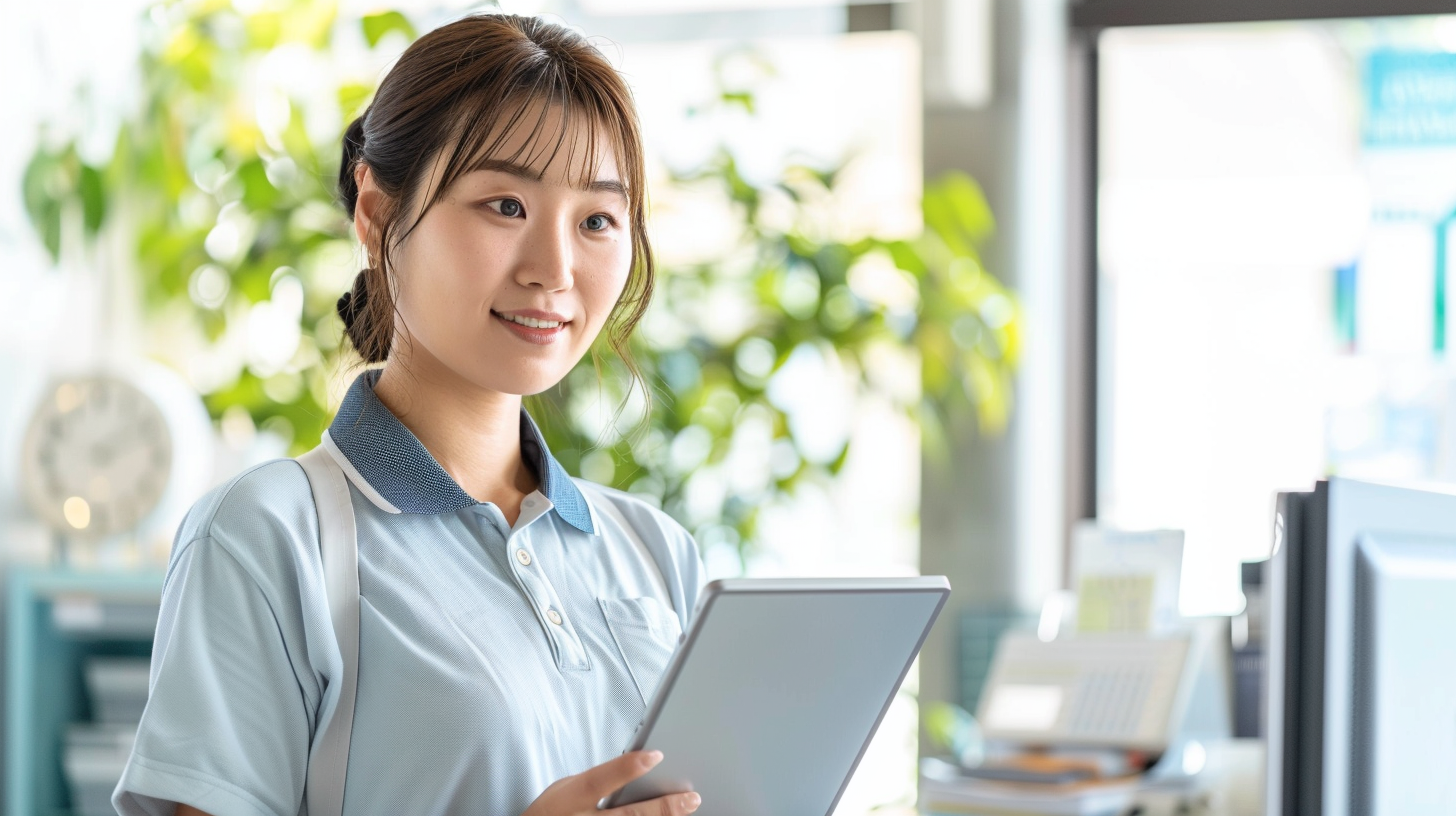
1097, 15, 1456, 613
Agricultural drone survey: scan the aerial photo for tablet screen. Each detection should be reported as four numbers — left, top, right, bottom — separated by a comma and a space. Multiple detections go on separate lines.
605, 577, 950, 816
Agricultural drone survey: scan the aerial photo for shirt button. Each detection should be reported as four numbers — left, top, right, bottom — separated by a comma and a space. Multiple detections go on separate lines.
523, 498, 534, 508
516, 549, 532, 566
546, 608, 563, 626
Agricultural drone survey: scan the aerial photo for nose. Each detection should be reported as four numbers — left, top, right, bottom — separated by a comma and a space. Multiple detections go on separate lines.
514, 213, 574, 292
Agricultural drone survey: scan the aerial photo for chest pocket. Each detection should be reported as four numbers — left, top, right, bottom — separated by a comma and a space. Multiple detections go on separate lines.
598, 596, 682, 705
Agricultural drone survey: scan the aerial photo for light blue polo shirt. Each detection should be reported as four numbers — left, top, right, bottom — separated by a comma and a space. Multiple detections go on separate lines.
113, 367, 706, 816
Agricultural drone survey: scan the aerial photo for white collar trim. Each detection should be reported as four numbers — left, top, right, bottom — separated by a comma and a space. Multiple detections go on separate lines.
321, 430, 402, 514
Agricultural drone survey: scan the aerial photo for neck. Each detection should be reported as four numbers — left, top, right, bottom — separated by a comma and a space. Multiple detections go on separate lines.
372, 352, 538, 523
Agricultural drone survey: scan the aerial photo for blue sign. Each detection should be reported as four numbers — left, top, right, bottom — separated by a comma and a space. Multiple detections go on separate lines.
1365, 51, 1456, 147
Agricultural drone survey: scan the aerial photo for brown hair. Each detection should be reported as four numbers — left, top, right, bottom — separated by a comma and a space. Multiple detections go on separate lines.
335, 12, 653, 390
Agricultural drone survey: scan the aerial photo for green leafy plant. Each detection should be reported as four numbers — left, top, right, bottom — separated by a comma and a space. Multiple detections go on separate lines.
23, 0, 1019, 564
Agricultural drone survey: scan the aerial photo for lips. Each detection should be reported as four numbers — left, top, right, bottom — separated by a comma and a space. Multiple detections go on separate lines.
491, 309, 570, 345
496, 312, 564, 329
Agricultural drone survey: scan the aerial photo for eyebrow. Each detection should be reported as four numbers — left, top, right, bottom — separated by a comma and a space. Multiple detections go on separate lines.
469, 158, 628, 201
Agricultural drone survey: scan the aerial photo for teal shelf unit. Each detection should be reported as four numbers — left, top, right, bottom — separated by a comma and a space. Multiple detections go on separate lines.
6, 567, 165, 816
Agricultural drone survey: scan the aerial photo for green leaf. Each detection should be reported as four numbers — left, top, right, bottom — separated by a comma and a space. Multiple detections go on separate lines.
21, 150, 63, 261
337, 81, 373, 122
922, 188, 970, 258
720, 91, 755, 114
361, 11, 417, 48
929, 171, 995, 245
238, 158, 277, 211
79, 163, 107, 236
245, 10, 283, 51
883, 239, 926, 277
826, 438, 852, 475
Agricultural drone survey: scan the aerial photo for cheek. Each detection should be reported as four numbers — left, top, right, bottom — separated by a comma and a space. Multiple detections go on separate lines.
587, 243, 634, 321
396, 217, 492, 316
604, 236, 634, 291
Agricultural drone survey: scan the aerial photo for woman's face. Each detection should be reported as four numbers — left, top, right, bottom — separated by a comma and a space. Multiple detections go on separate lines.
359, 103, 633, 397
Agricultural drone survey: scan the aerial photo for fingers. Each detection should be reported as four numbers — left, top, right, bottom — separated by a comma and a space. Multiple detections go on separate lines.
609, 791, 701, 816
574, 750, 702, 816
576, 749, 664, 800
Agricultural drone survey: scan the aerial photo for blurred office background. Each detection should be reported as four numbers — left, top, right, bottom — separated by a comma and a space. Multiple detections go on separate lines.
4, 0, 1456, 814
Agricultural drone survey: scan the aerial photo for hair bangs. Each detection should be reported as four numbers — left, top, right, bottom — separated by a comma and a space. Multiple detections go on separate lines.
422, 69, 637, 216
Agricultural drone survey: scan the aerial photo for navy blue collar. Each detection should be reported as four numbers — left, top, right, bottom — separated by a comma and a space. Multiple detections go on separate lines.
325, 368, 595, 534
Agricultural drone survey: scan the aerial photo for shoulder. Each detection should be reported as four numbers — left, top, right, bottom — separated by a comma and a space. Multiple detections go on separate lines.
178, 458, 315, 544
170, 458, 320, 590
573, 478, 694, 549
575, 479, 708, 621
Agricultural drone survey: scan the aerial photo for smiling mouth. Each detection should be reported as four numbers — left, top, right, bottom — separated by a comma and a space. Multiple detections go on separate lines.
492, 311, 567, 329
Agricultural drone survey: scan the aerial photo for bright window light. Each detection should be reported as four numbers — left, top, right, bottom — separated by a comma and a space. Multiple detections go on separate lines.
1100, 16, 1456, 615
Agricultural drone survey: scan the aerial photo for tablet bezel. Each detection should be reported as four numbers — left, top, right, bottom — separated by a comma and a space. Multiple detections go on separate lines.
603, 575, 951, 812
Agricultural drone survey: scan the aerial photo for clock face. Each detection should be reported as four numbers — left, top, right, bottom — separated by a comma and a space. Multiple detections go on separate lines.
21, 375, 174, 539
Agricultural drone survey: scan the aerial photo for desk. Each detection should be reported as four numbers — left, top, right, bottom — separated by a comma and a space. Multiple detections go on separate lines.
918, 739, 1265, 816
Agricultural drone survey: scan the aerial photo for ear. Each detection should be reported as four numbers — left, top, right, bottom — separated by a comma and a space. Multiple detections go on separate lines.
354, 163, 383, 262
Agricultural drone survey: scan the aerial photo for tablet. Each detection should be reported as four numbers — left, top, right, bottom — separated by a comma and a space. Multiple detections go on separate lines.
604, 576, 951, 816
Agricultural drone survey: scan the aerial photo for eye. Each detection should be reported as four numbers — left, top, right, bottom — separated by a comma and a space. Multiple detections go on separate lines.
583, 213, 614, 232
486, 198, 524, 218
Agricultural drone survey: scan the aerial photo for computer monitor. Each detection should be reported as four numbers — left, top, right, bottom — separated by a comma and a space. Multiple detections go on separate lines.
1267, 478, 1456, 816
1351, 532, 1456, 813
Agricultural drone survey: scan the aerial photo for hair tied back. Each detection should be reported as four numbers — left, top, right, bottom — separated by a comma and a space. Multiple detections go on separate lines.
337, 268, 370, 330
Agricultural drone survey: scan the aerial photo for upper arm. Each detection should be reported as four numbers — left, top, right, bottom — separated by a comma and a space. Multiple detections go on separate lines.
112, 463, 333, 816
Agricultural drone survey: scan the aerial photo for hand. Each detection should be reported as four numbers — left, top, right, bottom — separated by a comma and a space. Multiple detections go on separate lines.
522, 750, 701, 816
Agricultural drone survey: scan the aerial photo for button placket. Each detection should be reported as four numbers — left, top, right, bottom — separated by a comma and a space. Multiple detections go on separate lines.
507, 531, 589, 671
470, 505, 588, 670
511, 492, 551, 534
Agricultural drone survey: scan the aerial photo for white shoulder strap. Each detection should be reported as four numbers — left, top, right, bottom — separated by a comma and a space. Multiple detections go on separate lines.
296, 438, 360, 816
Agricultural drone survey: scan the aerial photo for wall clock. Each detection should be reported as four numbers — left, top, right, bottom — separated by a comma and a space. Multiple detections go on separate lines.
19, 363, 212, 565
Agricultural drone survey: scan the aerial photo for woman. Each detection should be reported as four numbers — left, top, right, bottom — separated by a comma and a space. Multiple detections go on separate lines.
113, 13, 706, 816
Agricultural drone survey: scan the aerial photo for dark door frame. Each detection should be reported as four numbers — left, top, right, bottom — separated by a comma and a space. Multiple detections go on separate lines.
1072, 0, 1456, 29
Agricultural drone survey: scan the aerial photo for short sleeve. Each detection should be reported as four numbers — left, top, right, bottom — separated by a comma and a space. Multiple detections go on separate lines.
663, 512, 707, 628
113, 462, 330, 816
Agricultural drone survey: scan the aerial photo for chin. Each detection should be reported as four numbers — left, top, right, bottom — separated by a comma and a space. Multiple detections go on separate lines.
468, 366, 572, 399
